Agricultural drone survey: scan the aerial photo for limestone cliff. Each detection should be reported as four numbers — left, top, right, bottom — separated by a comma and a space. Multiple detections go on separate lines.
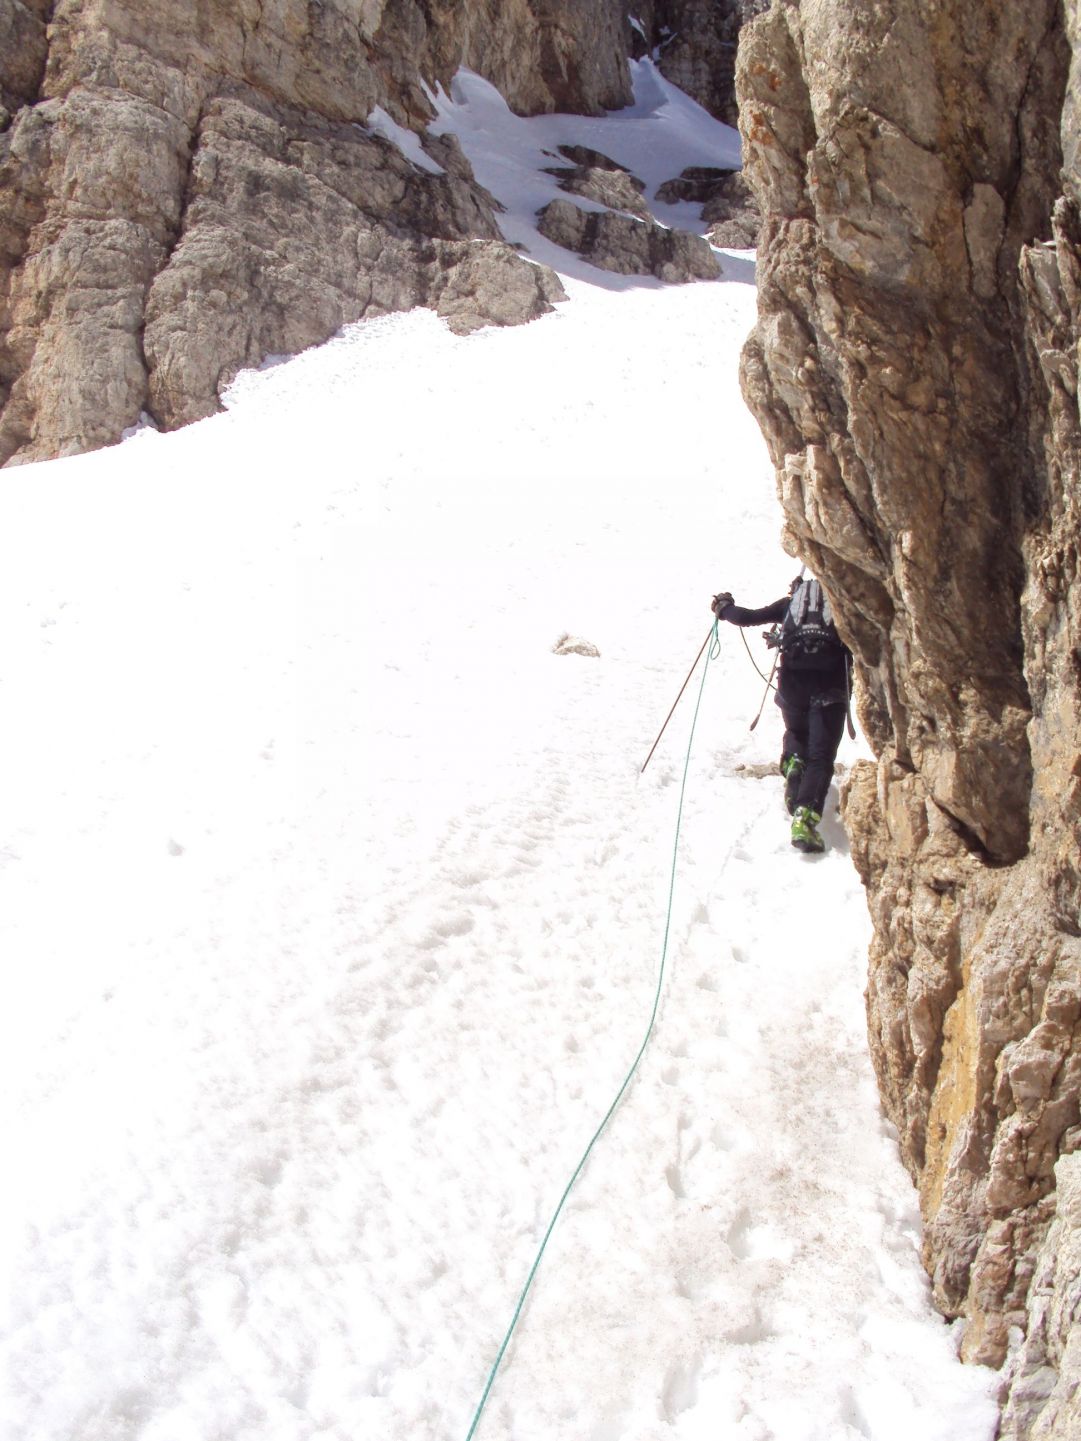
0, 0, 771, 466
0, 0, 636, 465
737, 1, 1081, 1432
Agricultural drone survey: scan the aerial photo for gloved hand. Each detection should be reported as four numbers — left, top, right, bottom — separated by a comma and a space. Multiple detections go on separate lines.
711, 591, 734, 616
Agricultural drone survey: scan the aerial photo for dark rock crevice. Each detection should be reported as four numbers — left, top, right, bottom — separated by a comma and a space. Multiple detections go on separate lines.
136, 100, 205, 434
0, 0, 51, 124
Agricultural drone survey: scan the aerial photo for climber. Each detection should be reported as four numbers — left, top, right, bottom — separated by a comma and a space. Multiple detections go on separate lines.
711, 575, 852, 854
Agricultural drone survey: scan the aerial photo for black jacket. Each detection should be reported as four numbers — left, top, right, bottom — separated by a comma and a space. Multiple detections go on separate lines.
718, 597, 851, 708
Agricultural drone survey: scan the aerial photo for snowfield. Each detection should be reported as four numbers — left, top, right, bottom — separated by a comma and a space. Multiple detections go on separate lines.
0, 63, 998, 1441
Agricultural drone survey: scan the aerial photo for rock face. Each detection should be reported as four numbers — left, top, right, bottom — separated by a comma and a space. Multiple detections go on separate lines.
1002, 1153, 1081, 1438
629, 0, 770, 124
537, 196, 721, 280
0, 0, 634, 464
736, 0, 1081, 1431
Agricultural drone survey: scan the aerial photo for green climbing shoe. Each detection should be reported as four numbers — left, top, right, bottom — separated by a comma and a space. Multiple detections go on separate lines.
781, 755, 805, 815
791, 805, 825, 853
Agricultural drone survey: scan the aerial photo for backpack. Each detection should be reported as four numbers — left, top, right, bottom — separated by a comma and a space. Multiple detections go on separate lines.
779, 578, 844, 668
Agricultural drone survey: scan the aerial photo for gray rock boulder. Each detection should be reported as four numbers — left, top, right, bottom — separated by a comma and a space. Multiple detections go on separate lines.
426, 239, 566, 336
655, 166, 736, 206
547, 162, 651, 220
536, 198, 720, 281
553, 144, 630, 171
656, 166, 761, 247
553, 633, 600, 656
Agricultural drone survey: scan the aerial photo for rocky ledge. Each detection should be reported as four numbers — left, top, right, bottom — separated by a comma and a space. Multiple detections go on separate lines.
537, 196, 720, 281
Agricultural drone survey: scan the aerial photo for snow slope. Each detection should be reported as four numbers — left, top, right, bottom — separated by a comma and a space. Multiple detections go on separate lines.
0, 63, 998, 1441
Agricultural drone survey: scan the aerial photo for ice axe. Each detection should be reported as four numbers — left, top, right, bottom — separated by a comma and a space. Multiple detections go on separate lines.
639, 626, 716, 773
748, 645, 780, 731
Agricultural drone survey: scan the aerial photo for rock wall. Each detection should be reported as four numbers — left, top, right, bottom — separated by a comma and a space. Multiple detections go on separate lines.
628, 0, 769, 125
0, 0, 634, 464
737, 0, 1081, 1432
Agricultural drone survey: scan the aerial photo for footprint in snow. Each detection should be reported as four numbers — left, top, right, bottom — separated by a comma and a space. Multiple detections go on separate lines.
661, 1360, 700, 1420
421, 913, 476, 947
724, 1305, 774, 1345
448, 866, 486, 888
711, 1123, 739, 1151
726, 1207, 755, 1260
255, 1156, 284, 1188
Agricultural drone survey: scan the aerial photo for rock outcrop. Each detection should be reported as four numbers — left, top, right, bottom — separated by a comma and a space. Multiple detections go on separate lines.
655, 165, 761, 246
537, 196, 720, 280
736, 0, 1081, 1431
552, 632, 601, 657
546, 148, 652, 220
0, 0, 634, 464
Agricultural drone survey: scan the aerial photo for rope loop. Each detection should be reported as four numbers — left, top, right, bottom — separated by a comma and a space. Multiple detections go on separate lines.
738, 625, 773, 686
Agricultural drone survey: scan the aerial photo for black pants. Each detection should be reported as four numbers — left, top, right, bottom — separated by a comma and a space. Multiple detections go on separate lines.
777, 674, 847, 815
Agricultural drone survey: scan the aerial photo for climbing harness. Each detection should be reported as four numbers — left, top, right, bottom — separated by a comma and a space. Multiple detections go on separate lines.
747, 566, 805, 731
462, 620, 723, 1441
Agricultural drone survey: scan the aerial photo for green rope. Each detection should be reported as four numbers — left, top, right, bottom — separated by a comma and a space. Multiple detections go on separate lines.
462, 618, 723, 1440
739, 626, 775, 687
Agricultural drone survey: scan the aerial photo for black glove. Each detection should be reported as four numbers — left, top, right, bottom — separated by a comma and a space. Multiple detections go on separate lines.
711, 591, 734, 616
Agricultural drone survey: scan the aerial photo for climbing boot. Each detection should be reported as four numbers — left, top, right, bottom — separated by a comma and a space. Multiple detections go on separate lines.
790, 805, 825, 853
781, 755, 805, 815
